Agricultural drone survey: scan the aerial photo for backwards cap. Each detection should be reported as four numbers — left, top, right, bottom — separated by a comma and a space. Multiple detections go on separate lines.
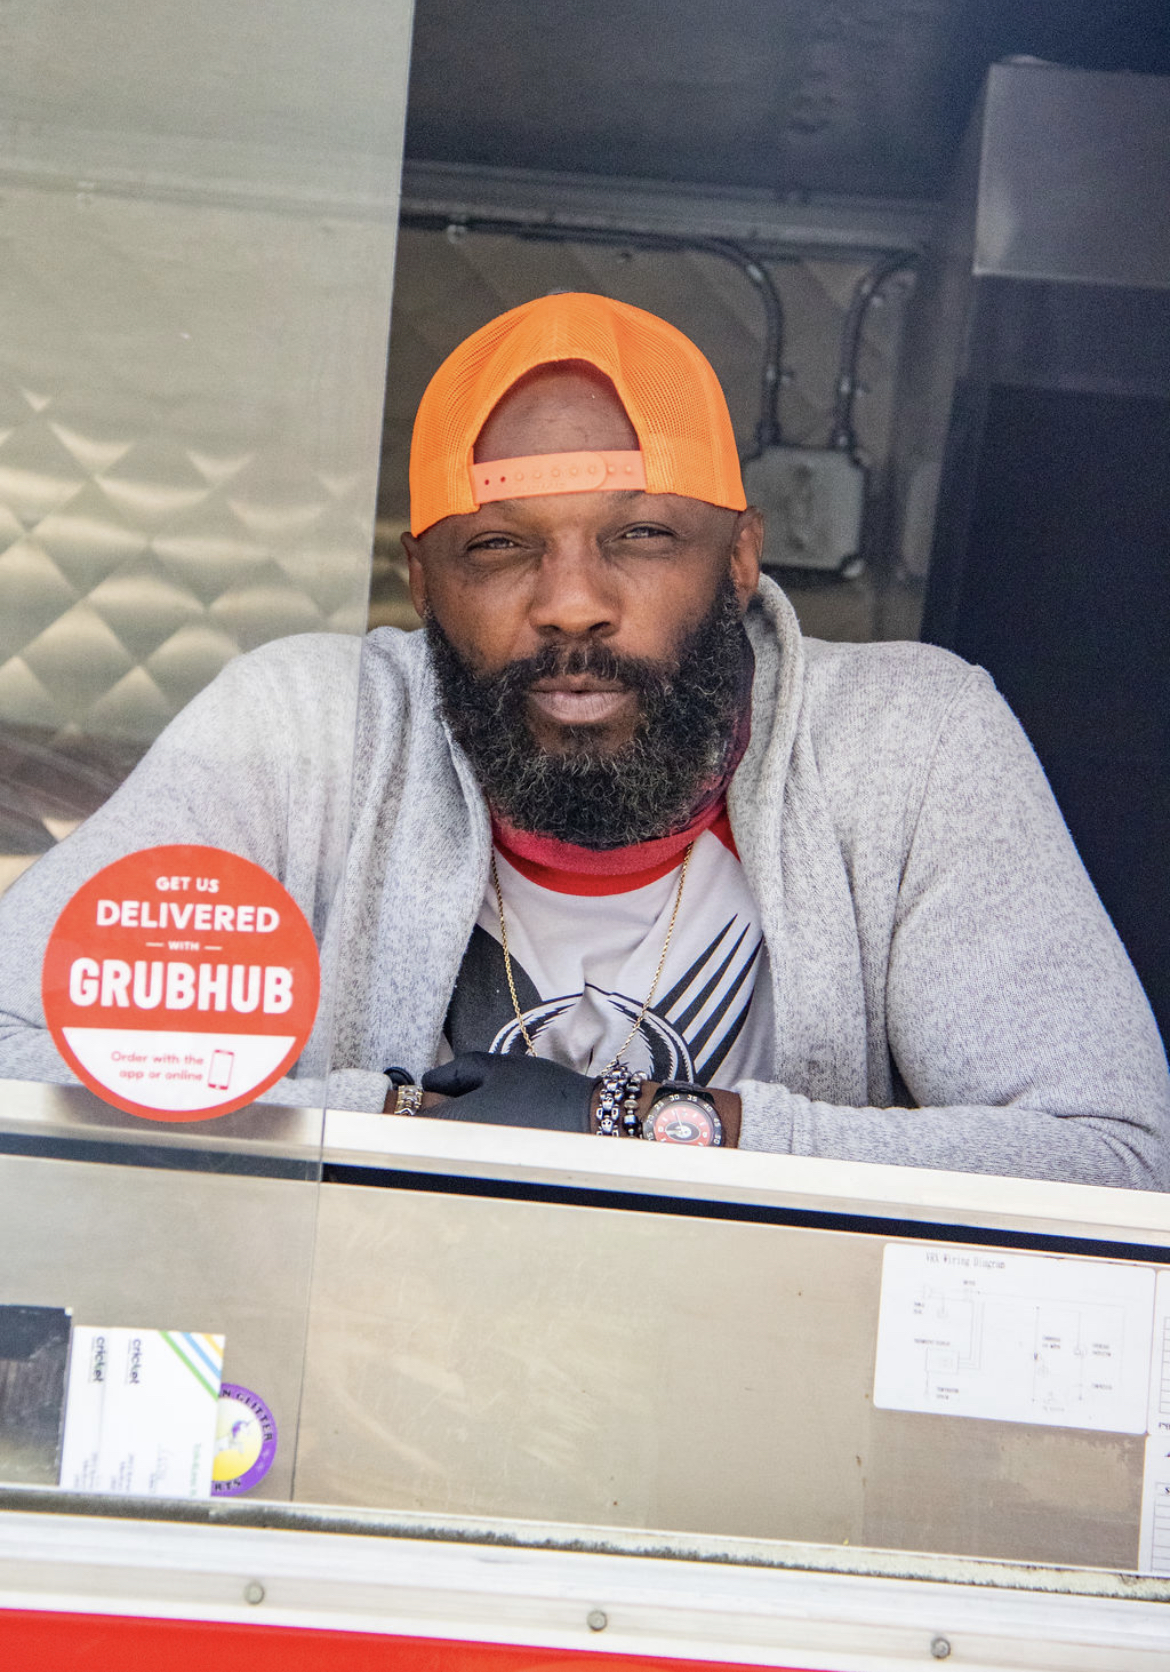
409, 292, 747, 536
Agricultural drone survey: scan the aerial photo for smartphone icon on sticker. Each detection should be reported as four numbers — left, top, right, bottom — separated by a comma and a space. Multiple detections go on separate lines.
208, 1050, 234, 1091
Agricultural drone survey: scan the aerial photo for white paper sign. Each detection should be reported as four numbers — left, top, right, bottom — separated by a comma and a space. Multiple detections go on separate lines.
1139, 1269, 1170, 1573
873, 1243, 1155, 1434
60, 1326, 224, 1498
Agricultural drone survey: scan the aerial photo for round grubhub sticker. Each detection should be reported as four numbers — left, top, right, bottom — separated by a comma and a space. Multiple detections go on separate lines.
42, 845, 319, 1121
212, 1382, 278, 1496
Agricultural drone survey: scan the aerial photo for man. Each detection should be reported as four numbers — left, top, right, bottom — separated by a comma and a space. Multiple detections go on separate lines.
0, 293, 1167, 1183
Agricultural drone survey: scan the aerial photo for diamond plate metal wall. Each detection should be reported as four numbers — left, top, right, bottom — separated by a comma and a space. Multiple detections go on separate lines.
0, 0, 412, 888
0, 189, 394, 742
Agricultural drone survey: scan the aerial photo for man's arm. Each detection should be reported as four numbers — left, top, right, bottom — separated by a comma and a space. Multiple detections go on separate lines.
407, 1070, 744, 1144
733, 670, 1170, 1189
0, 636, 362, 1099
411, 672, 1167, 1187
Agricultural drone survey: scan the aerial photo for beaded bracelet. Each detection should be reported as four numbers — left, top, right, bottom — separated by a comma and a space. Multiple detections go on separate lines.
595, 1063, 645, 1138
620, 1072, 645, 1139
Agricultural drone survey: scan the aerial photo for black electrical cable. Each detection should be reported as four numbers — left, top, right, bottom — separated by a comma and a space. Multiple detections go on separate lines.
399, 211, 786, 461
829, 248, 918, 454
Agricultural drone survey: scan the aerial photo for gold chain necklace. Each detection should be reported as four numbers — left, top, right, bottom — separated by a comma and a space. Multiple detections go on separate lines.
490, 842, 694, 1075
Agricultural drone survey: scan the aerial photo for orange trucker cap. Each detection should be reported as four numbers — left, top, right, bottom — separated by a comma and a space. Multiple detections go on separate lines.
409, 292, 747, 536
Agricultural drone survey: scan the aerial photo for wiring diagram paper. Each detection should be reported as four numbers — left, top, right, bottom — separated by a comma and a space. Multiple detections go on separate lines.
873, 1243, 1155, 1433
1138, 1269, 1170, 1573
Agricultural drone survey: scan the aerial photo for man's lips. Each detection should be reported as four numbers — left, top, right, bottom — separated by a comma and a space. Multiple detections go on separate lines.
527, 681, 634, 725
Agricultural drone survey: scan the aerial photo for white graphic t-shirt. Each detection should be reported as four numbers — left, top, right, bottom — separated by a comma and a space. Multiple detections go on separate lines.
443, 809, 772, 1086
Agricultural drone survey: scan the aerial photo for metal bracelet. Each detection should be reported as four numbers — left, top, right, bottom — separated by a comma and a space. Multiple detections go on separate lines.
392, 1084, 424, 1116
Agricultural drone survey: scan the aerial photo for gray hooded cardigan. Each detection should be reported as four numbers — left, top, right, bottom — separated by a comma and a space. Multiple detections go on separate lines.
1, 579, 1166, 1188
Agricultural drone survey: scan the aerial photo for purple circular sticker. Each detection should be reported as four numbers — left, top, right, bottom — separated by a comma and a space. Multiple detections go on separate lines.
211, 1382, 277, 1495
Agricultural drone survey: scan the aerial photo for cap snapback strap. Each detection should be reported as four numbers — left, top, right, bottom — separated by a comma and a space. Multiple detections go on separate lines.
472, 450, 646, 505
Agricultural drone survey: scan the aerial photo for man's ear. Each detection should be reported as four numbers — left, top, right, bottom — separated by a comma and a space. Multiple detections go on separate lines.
402, 531, 427, 618
729, 507, 763, 611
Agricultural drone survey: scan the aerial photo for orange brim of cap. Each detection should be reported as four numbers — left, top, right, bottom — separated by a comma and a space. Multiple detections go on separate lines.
409, 292, 746, 535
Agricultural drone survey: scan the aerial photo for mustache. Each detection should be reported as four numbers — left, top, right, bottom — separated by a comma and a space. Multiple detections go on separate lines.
470, 640, 674, 711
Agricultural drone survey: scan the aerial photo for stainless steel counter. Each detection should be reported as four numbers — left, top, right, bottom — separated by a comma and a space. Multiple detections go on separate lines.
2, 1076, 1168, 1574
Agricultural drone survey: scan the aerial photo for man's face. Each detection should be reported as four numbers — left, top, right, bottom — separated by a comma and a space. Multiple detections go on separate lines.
404, 364, 761, 757
403, 362, 762, 847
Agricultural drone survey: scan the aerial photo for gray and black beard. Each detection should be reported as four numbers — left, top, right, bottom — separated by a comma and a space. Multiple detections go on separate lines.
425, 577, 750, 849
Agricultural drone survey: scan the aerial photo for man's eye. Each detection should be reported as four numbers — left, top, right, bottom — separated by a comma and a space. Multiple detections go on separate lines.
617, 524, 674, 541
465, 534, 520, 554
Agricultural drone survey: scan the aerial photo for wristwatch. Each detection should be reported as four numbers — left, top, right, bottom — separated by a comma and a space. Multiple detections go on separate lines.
643, 1081, 723, 1147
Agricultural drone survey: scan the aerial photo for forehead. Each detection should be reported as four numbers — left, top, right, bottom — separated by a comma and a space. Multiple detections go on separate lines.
420, 487, 736, 550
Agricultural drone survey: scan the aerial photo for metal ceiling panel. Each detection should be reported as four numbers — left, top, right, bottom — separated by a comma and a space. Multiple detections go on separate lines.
405, 0, 1170, 200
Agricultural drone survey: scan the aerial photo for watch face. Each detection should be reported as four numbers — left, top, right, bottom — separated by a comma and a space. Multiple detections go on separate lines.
645, 1096, 722, 1147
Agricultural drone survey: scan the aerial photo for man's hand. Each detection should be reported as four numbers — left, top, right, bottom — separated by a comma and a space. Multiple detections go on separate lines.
417, 1050, 595, 1133
384, 1052, 742, 1146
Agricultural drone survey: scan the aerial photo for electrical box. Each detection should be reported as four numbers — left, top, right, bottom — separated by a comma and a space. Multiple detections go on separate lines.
742, 445, 866, 574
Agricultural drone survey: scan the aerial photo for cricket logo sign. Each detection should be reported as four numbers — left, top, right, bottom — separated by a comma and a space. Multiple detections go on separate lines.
42, 845, 320, 1121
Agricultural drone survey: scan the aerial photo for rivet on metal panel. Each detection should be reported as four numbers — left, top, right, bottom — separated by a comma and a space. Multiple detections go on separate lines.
244, 1581, 266, 1605
586, 1610, 608, 1632
930, 1636, 951, 1659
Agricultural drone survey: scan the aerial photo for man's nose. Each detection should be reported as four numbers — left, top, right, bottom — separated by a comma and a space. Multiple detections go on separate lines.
527, 541, 619, 639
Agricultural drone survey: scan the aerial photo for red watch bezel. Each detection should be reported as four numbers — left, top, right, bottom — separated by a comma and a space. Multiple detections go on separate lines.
644, 1094, 722, 1146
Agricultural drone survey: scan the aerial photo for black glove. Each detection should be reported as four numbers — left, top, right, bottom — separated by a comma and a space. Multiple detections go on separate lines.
421, 1051, 594, 1133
